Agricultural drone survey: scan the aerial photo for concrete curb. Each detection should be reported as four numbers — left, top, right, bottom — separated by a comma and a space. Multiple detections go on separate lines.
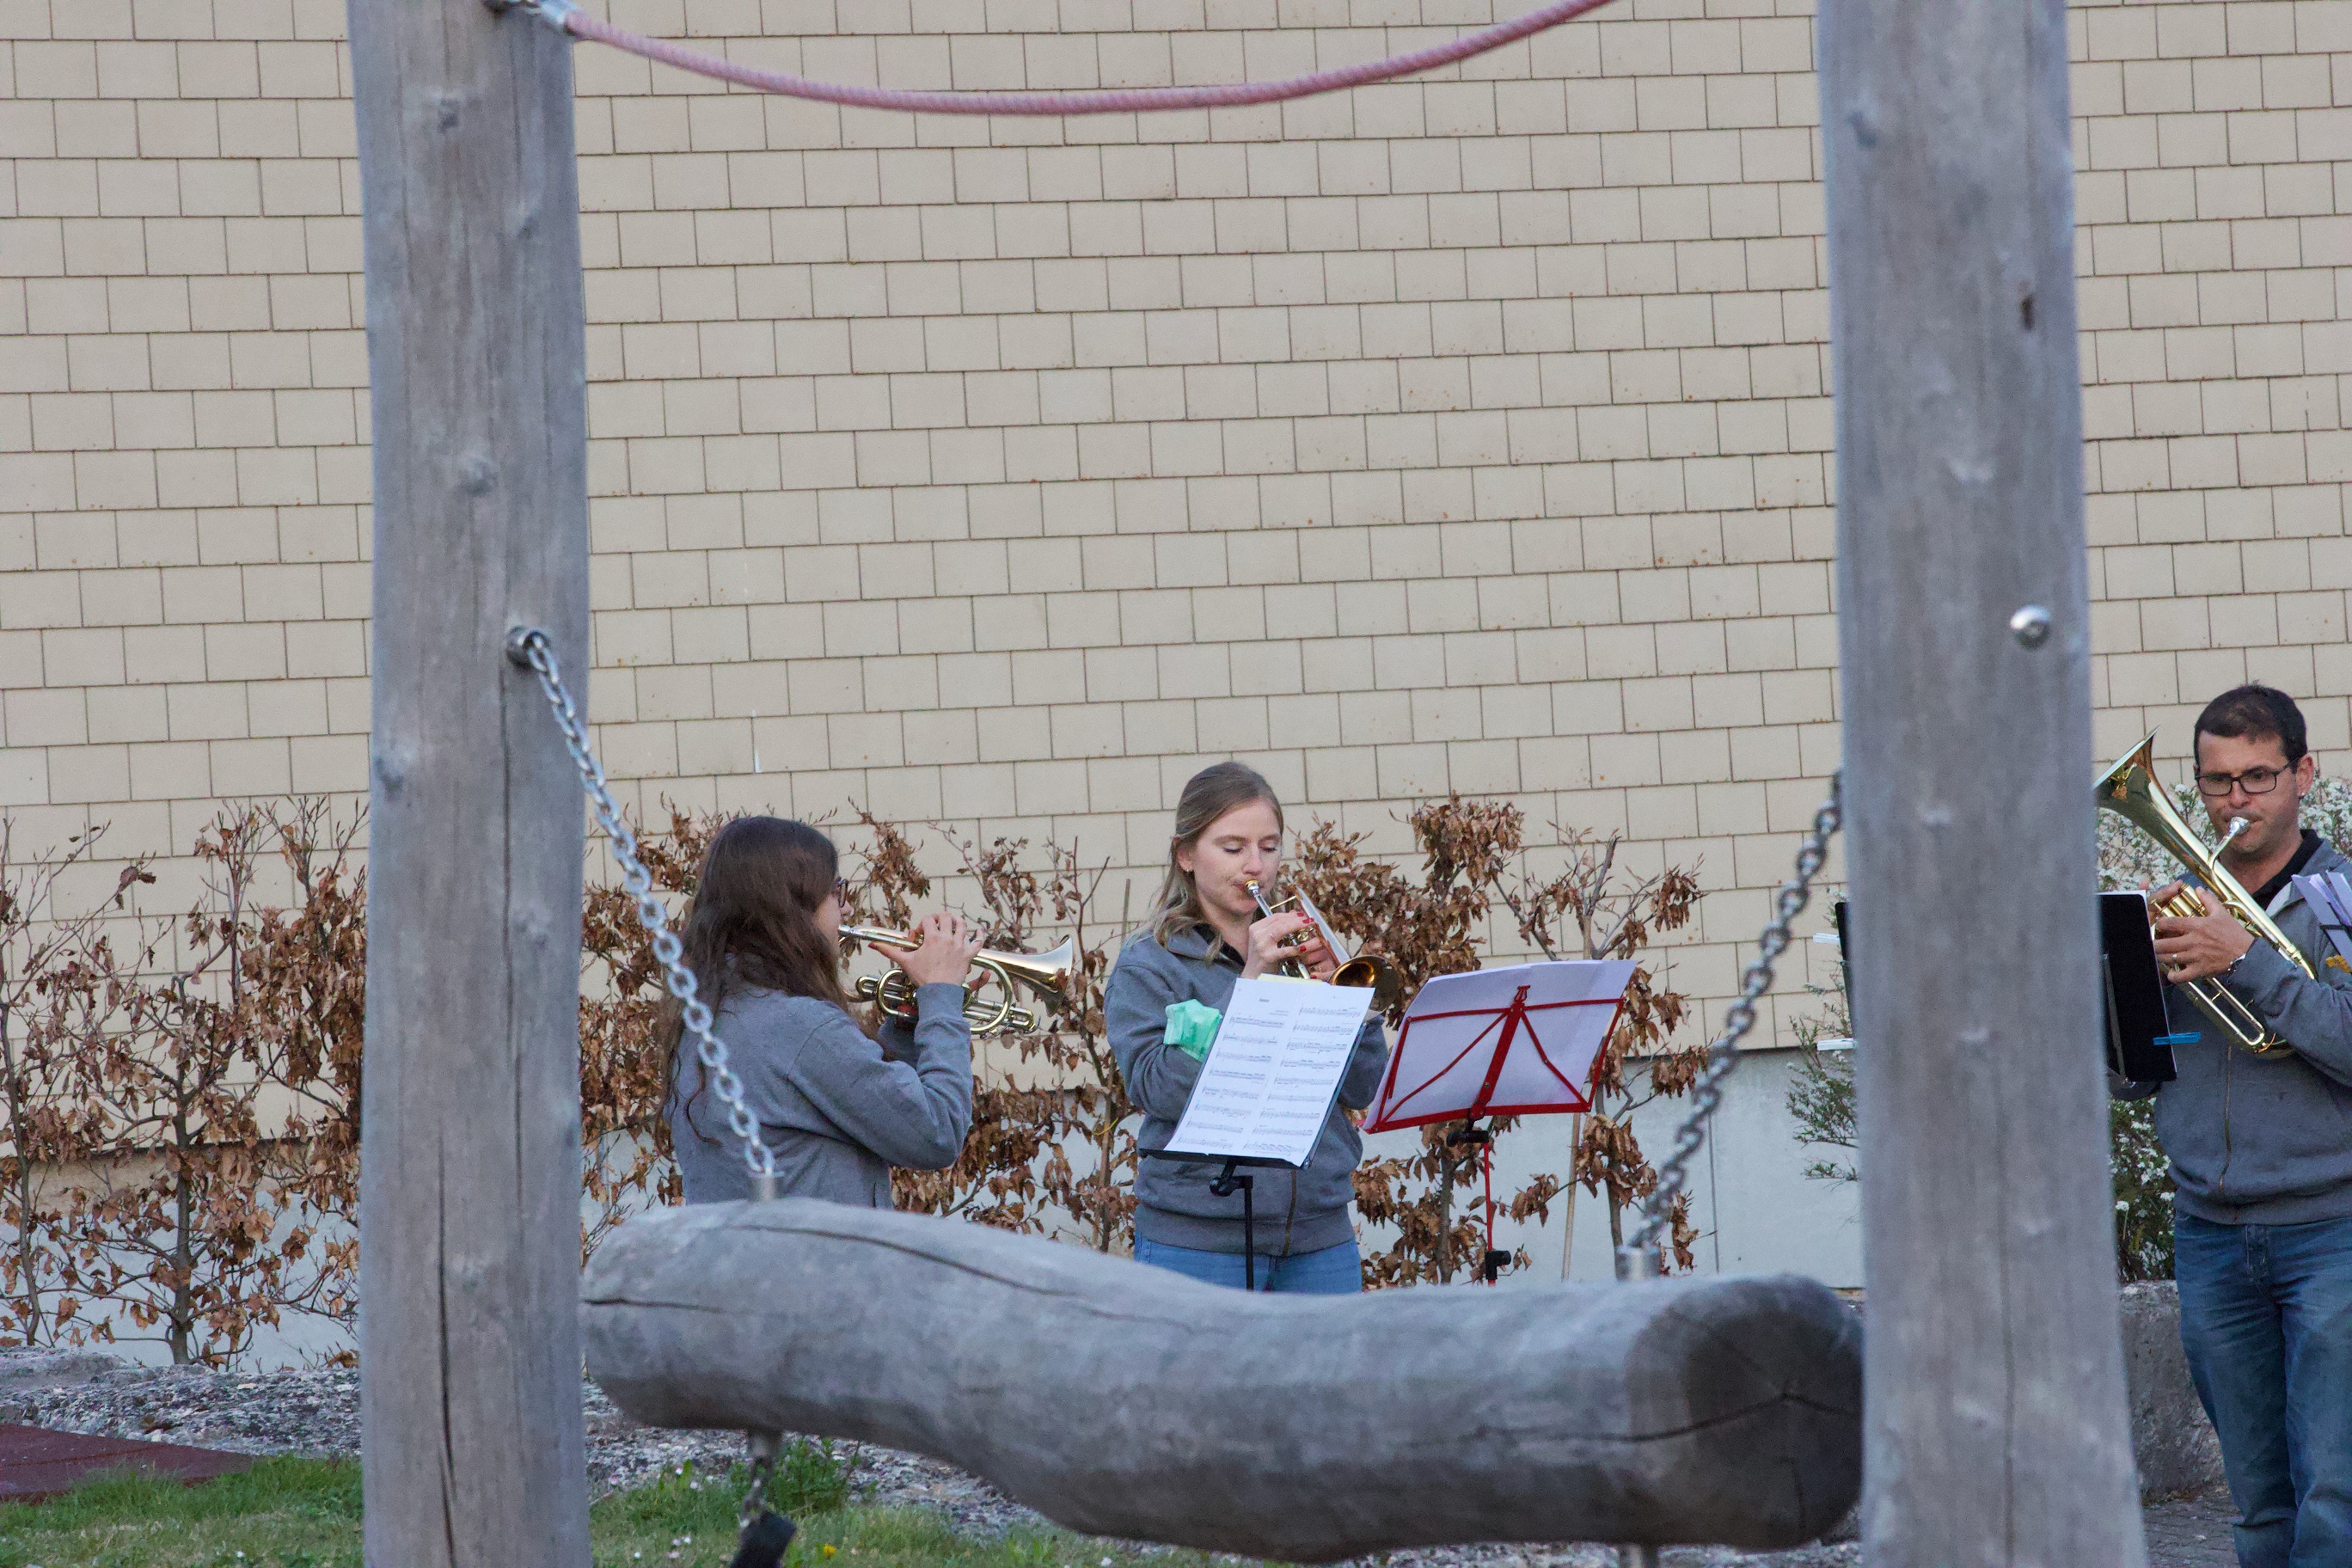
2122, 1281, 2226, 1502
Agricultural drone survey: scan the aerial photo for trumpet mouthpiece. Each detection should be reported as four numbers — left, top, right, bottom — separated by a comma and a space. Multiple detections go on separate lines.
2226, 816, 2250, 843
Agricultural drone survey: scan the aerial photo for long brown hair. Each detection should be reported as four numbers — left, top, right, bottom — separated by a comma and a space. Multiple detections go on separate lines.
1148, 762, 1283, 947
662, 816, 862, 1146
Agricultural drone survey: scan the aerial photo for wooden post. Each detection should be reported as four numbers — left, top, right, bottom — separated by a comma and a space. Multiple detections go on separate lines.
1818, 3, 2146, 1564
349, 2, 591, 1562
1559, 1112, 1583, 1279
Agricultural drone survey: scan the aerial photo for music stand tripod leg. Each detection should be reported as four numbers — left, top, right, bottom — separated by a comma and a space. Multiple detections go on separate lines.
1243, 1175, 1254, 1291
1209, 1159, 1258, 1292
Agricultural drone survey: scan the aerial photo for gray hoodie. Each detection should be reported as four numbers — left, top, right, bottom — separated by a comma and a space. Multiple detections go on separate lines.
2121, 834, 2352, 1226
1106, 925, 1390, 1255
671, 981, 972, 1208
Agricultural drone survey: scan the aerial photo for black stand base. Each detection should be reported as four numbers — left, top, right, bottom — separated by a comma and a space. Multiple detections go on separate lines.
1445, 1119, 1513, 1285
729, 1510, 795, 1568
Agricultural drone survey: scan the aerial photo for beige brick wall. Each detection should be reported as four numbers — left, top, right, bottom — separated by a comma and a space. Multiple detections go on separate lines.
0, 0, 2345, 1044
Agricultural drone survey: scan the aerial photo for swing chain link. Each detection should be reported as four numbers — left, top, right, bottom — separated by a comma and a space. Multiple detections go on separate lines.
1619, 772, 1843, 1275
740, 1432, 778, 1529
507, 627, 777, 1185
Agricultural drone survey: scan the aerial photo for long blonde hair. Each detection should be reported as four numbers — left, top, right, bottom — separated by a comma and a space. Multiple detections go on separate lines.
1148, 763, 1284, 947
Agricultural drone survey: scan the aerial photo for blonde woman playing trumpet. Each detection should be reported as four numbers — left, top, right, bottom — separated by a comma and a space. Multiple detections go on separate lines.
663, 816, 979, 1207
1106, 763, 1391, 1293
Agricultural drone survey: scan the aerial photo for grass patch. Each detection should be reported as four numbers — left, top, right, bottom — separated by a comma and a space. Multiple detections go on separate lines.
0, 1446, 1217, 1568
0, 1455, 360, 1567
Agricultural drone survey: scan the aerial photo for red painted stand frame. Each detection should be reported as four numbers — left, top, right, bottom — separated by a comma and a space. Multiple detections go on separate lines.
1362, 979, 1626, 1283
1361, 983, 1626, 1134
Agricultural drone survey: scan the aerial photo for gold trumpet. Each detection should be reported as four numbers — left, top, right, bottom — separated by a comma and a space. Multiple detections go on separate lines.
2095, 731, 2309, 1057
1246, 879, 1404, 1011
840, 925, 1075, 1037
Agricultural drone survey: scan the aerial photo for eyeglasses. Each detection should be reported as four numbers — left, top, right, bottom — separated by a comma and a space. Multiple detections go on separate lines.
2196, 766, 2287, 799
830, 879, 849, 903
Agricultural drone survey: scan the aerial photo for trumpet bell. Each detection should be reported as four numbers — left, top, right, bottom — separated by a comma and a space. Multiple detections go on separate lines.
990, 934, 1076, 995
1247, 879, 1402, 1010
1333, 952, 1405, 1013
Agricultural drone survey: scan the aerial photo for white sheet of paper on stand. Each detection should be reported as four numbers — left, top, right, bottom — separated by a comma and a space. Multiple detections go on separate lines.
1167, 977, 1374, 1167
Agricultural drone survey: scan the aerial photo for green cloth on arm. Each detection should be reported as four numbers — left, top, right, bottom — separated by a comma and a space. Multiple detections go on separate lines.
1163, 999, 1222, 1062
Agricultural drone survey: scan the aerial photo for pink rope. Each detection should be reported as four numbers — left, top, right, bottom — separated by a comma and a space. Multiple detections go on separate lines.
553, 0, 1620, 116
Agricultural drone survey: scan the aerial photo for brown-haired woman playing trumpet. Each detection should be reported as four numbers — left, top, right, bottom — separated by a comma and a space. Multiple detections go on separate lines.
1106, 763, 1390, 1292
663, 816, 978, 1207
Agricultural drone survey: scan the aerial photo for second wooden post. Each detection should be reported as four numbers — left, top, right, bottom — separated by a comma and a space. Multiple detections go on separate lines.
1818, 0, 2147, 1562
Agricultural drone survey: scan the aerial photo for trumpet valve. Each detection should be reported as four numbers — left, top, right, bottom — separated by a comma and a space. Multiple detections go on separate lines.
856, 970, 922, 1019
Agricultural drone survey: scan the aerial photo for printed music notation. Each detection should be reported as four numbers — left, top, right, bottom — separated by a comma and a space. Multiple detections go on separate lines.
1167, 977, 1375, 1167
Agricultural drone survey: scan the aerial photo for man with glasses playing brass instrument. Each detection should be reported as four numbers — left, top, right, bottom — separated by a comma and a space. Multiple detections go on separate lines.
2122, 684, 2352, 1568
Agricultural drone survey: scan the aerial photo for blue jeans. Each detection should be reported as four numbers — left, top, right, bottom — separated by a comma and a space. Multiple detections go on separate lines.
1133, 1236, 1363, 1295
2175, 1210, 2352, 1568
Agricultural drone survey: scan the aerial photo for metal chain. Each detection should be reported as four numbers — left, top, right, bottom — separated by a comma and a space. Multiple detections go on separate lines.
506, 627, 777, 1186
740, 1431, 779, 1528
1619, 772, 1843, 1274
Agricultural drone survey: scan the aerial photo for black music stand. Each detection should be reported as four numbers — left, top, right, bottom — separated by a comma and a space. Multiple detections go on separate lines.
1138, 1149, 1294, 1290
1839, 895, 2180, 1081
2101, 891, 2179, 1083
1434, 1121, 1516, 1283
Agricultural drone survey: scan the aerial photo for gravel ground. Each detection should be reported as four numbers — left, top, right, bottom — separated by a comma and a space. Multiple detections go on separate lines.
15, 1350, 2253, 1567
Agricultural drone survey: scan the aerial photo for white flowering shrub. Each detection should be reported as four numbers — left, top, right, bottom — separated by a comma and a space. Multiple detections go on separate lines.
2110, 1097, 2173, 1282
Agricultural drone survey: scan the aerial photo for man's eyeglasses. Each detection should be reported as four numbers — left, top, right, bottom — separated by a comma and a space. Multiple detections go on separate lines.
2196, 766, 2287, 799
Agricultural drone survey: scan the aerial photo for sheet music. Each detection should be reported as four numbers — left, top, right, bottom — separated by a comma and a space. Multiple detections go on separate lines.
1167, 977, 1374, 1167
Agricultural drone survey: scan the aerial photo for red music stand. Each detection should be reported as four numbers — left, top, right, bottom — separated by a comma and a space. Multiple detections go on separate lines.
1362, 960, 1636, 1281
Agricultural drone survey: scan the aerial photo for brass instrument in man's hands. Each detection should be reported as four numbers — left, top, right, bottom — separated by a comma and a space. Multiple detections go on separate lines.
842, 925, 1075, 1037
2095, 731, 2309, 1057
1246, 879, 1404, 1011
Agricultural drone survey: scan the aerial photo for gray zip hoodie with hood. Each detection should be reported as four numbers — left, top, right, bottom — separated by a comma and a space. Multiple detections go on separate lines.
2119, 834, 2352, 1226
1107, 924, 1390, 1256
